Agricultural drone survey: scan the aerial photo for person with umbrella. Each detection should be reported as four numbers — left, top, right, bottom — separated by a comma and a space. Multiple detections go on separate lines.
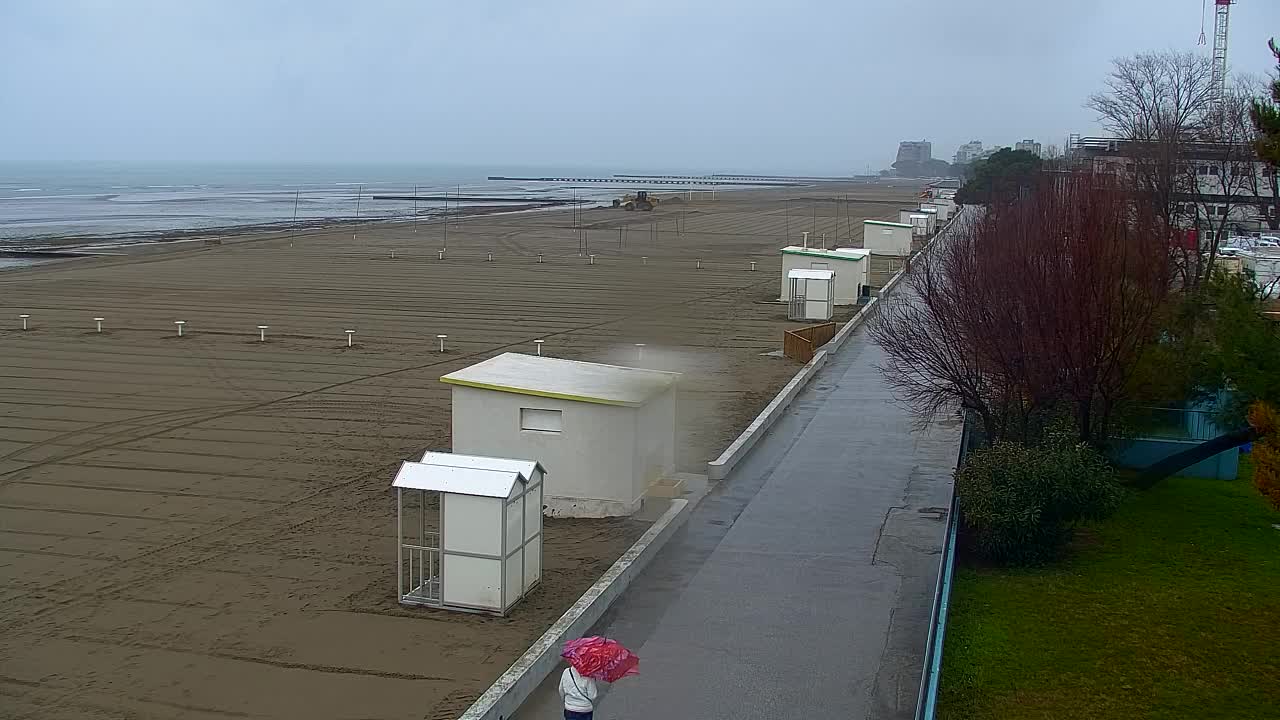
558, 636, 639, 719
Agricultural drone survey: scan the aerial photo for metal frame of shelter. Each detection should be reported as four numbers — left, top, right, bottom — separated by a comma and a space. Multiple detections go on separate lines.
393, 454, 544, 615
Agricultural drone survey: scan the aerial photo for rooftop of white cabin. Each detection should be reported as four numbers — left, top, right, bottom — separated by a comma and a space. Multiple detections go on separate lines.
419, 451, 544, 481
780, 246, 872, 260
392, 461, 527, 498
441, 352, 679, 407
787, 268, 836, 280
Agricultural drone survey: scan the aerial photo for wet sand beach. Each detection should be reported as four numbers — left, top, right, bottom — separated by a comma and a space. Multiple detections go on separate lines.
0, 182, 919, 719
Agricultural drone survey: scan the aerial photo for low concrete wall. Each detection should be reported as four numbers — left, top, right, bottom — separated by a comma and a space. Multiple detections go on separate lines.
707, 348, 830, 480
1111, 438, 1240, 480
457, 498, 690, 720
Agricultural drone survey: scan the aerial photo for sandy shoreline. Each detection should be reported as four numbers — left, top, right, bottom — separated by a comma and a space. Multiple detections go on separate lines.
0, 181, 920, 719
0, 200, 576, 260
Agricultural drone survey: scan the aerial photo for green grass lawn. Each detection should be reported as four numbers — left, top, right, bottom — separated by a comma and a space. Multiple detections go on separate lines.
938, 459, 1280, 720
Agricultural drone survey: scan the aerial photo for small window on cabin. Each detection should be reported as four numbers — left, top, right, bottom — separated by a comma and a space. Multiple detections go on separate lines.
810, 262, 830, 269
520, 408, 563, 433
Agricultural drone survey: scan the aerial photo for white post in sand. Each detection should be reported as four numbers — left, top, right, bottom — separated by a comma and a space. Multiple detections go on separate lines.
174, 320, 185, 337
437, 334, 447, 353
258, 325, 269, 342
635, 343, 646, 363
696, 259, 702, 270
534, 339, 545, 356
94, 317, 104, 333
19, 314, 30, 331
345, 329, 356, 347
487, 252, 493, 262
438, 249, 445, 261
536, 254, 543, 264
589, 255, 596, 265
750, 261, 757, 271
802, 231, 810, 249
391, 250, 396, 259
642, 256, 648, 265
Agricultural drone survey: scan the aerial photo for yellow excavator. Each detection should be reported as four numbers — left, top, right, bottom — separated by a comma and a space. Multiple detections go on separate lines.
613, 191, 658, 211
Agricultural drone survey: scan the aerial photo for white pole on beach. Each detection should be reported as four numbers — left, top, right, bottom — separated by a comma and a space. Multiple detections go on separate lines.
94, 317, 104, 333
534, 339, 545, 356
174, 320, 185, 337
258, 325, 269, 342
635, 343, 646, 363
750, 261, 757, 271
345, 329, 355, 347
413, 185, 419, 234
19, 314, 30, 331
437, 334, 447, 353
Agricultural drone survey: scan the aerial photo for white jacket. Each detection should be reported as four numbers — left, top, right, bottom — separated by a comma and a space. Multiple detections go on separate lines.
558, 667, 598, 712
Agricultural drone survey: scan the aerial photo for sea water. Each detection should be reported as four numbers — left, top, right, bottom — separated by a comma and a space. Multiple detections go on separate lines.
0, 162, 625, 247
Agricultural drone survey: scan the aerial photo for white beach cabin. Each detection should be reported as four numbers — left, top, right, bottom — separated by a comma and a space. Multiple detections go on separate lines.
918, 206, 939, 232
786, 268, 835, 321
442, 353, 680, 518
779, 246, 870, 305
393, 452, 544, 615
907, 213, 931, 239
921, 199, 954, 223
862, 220, 914, 257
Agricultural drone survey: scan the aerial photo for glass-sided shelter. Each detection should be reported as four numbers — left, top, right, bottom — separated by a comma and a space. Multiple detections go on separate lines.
393, 452, 544, 615
786, 268, 835, 321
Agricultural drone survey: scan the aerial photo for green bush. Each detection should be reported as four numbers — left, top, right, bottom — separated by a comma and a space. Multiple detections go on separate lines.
957, 432, 1123, 565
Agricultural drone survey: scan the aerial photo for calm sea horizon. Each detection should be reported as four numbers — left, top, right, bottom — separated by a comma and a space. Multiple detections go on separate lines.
0, 162, 661, 246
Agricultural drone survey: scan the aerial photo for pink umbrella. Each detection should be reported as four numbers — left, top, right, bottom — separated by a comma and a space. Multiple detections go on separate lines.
561, 636, 640, 683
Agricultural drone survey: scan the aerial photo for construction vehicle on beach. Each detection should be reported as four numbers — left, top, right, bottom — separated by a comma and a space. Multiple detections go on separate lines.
613, 191, 657, 211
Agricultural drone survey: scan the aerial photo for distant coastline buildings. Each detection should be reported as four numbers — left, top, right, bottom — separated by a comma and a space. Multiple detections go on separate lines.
953, 140, 984, 164
896, 140, 933, 165
1015, 139, 1043, 156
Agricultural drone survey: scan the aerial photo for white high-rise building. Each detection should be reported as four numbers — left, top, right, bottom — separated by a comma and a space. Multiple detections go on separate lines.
1015, 139, 1042, 157
953, 140, 984, 164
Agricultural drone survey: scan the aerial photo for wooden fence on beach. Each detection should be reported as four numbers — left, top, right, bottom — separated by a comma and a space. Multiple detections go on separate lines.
782, 322, 838, 363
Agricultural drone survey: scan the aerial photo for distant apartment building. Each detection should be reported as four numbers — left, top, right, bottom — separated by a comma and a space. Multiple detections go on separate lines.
896, 140, 933, 165
1015, 139, 1042, 156
953, 140, 984, 164
976, 146, 1009, 161
1069, 135, 1279, 234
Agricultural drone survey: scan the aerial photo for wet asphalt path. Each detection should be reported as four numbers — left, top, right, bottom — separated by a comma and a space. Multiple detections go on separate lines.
514, 303, 961, 720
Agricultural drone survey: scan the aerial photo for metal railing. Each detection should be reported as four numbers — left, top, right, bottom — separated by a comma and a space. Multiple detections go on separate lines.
915, 413, 975, 720
1130, 406, 1222, 442
399, 532, 441, 606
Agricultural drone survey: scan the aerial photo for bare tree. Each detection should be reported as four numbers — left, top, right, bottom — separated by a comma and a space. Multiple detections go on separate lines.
872, 171, 1171, 447
1179, 85, 1266, 285
1087, 51, 1216, 232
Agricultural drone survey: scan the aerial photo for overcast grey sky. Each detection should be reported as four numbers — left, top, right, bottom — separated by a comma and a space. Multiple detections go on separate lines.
1, 0, 1277, 174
